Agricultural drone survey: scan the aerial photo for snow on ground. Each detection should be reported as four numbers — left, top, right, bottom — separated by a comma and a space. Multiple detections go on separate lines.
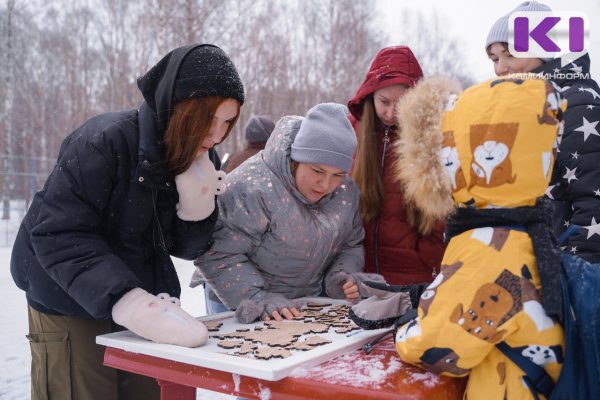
1, 247, 30, 400
0, 245, 233, 399
0, 201, 27, 247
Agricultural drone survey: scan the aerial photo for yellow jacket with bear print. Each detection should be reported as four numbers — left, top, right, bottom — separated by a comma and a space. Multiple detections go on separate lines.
393, 76, 566, 400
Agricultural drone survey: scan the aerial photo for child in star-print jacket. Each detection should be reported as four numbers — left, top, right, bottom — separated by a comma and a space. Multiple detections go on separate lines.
535, 54, 600, 262
385, 76, 567, 400
485, 1, 600, 263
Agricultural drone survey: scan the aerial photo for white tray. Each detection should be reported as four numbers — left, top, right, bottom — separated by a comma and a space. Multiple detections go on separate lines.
97, 297, 389, 381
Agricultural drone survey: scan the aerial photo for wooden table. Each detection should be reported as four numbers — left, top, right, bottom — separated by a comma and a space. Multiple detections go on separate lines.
103, 337, 466, 399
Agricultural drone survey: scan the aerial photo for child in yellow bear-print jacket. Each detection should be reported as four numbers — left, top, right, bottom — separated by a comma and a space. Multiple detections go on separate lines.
392, 76, 567, 400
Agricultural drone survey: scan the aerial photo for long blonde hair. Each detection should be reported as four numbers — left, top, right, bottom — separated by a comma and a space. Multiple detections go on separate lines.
351, 98, 383, 222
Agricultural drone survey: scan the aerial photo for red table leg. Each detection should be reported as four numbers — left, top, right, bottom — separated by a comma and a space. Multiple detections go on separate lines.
157, 379, 195, 400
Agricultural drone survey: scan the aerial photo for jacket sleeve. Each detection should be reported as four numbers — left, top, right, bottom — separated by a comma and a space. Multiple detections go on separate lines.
193, 183, 272, 310
169, 205, 218, 260
395, 257, 494, 377
169, 147, 222, 260
395, 232, 556, 377
29, 134, 141, 319
324, 192, 366, 288
550, 94, 600, 263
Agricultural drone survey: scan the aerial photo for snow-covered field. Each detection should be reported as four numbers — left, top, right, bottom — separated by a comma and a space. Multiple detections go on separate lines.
0, 243, 232, 399
1, 246, 30, 400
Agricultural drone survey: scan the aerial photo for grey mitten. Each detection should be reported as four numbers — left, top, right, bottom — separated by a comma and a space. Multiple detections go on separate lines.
325, 271, 386, 299
348, 282, 417, 330
235, 299, 265, 324
234, 293, 300, 324
361, 281, 430, 308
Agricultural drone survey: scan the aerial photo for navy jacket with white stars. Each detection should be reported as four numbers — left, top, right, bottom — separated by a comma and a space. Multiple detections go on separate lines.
536, 54, 600, 262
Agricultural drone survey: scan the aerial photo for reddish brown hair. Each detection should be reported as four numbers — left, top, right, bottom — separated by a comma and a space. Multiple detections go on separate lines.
164, 96, 240, 175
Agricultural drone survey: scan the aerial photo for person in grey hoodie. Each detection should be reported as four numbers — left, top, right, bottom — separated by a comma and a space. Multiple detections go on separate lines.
192, 103, 382, 323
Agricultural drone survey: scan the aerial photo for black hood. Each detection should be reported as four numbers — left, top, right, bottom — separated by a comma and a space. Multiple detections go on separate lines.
136, 44, 245, 132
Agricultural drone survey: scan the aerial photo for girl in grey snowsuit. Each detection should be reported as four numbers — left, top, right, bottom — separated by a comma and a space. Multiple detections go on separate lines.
192, 103, 381, 323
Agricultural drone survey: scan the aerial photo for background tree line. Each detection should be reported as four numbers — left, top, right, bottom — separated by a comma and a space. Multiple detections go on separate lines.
0, 0, 471, 218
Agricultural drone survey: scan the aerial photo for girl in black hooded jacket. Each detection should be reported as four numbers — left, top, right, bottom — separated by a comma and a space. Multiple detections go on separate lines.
11, 44, 244, 400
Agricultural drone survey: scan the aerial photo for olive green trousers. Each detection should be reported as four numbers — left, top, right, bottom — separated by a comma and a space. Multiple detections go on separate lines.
27, 306, 160, 400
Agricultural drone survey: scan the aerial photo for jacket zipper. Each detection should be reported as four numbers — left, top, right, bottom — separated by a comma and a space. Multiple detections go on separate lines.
303, 205, 327, 296
373, 126, 390, 274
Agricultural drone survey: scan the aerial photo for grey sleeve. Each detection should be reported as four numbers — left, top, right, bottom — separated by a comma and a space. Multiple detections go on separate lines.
323, 196, 366, 297
192, 184, 271, 309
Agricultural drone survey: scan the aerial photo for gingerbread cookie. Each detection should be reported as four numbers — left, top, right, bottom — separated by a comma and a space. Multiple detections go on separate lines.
209, 302, 364, 360
204, 320, 224, 332
237, 342, 258, 355
254, 348, 292, 360
288, 336, 332, 351
334, 325, 361, 334
213, 320, 330, 347
217, 340, 243, 349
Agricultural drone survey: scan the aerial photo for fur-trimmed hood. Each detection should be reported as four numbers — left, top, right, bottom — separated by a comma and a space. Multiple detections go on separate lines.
393, 76, 462, 235
395, 76, 567, 234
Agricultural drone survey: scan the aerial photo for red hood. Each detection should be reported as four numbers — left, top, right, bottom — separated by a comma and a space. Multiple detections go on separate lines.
348, 46, 423, 120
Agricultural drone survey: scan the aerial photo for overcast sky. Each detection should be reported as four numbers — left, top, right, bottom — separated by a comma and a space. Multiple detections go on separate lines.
378, 0, 600, 82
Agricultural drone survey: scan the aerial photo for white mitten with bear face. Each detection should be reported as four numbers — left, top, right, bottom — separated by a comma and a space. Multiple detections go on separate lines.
112, 288, 208, 347
175, 152, 227, 221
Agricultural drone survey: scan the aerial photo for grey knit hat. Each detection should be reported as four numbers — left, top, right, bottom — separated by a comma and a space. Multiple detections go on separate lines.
244, 115, 275, 143
291, 103, 357, 173
485, 1, 553, 61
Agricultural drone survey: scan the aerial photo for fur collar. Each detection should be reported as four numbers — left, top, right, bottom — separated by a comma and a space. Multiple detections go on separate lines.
393, 76, 462, 235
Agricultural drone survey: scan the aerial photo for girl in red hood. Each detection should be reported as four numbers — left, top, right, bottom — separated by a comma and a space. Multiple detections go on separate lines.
348, 46, 445, 285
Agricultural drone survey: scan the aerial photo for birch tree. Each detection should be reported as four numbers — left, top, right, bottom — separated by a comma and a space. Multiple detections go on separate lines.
1, 0, 16, 219
393, 9, 475, 87
1, 0, 389, 202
